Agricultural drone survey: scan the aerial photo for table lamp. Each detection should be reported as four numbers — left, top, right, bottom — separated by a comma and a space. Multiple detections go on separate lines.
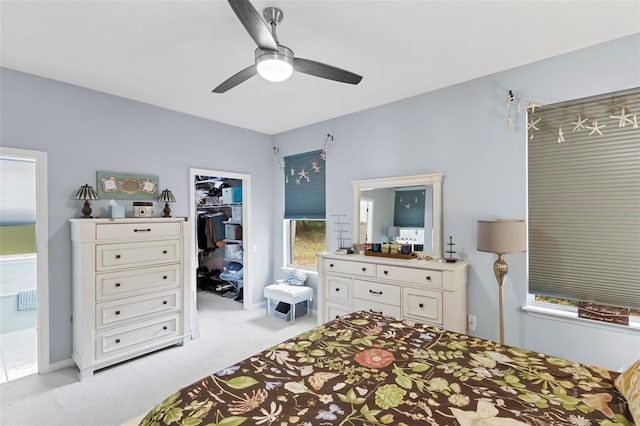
75, 184, 99, 218
159, 189, 176, 217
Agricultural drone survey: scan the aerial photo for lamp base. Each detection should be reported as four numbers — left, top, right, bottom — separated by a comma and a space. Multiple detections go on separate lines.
493, 254, 508, 345
163, 203, 172, 218
81, 201, 93, 219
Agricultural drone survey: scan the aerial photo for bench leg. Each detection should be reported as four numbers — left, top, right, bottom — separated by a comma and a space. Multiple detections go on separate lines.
266, 298, 271, 316
291, 302, 296, 323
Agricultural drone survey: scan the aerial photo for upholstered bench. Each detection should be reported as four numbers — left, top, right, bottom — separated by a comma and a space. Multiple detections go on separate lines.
264, 283, 313, 323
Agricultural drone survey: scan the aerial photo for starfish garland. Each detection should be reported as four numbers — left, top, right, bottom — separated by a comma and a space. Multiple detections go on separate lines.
289, 167, 295, 176
610, 107, 635, 128
527, 117, 541, 131
632, 113, 639, 129
298, 168, 309, 182
557, 127, 565, 144
320, 150, 327, 161
404, 203, 412, 210
571, 114, 588, 132
527, 102, 542, 113
586, 119, 606, 136
311, 161, 321, 173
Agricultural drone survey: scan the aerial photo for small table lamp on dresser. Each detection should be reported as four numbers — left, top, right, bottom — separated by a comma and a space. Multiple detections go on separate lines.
159, 189, 176, 217
75, 184, 99, 218
477, 219, 526, 345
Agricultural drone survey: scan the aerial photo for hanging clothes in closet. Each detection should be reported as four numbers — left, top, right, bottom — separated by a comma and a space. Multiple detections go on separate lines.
197, 211, 227, 250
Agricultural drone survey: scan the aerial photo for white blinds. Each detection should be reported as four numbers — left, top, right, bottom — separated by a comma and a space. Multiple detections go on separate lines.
528, 88, 640, 309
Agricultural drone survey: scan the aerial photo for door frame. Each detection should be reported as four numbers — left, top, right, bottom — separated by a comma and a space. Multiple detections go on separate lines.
0, 147, 50, 374
188, 168, 252, 338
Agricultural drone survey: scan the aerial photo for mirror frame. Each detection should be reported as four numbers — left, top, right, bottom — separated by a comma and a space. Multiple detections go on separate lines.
352, 173, 443, 258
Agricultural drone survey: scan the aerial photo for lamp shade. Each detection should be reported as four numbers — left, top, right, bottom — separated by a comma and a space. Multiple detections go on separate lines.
386, 225, 399, 238
75, 184, 99, 201
159, 189, 176, 203
477, 220, 526, 254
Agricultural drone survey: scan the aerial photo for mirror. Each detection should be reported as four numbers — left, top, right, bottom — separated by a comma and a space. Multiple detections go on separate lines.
352, 173, 443, 258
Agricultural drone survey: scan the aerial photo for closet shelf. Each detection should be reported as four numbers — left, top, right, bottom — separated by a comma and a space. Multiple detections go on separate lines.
224, 257, 244, 264
223, 239, 243, 244
223, 220, 242, 225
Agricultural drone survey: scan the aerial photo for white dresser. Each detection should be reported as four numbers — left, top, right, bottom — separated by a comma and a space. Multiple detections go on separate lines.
70, 218, 190, 379
317, 253, 467, 333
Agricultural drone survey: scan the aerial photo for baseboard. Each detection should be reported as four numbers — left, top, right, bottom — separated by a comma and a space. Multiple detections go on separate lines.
249, 300, 266, 310
40, 357, 74, 374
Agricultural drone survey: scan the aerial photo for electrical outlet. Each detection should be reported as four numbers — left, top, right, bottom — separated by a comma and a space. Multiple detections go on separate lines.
467, 314, 476, 332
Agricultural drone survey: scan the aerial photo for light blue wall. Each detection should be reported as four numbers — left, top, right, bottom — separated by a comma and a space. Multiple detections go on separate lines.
0, 68, 274, 363
271, 34, 640, 371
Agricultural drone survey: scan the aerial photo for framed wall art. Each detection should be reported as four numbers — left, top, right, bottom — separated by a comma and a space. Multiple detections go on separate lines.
96, 171, 159, 200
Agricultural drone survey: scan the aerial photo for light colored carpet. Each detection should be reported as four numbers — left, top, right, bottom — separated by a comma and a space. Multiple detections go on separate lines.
0, 292, 317, 426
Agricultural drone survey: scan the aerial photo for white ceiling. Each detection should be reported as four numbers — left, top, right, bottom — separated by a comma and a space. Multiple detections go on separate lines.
2, 1, 639, 135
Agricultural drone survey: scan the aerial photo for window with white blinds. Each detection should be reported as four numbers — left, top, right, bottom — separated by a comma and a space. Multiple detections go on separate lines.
528, 88, 640, 310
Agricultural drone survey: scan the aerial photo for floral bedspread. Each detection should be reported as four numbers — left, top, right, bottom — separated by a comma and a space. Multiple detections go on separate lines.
141, 311, 633, 426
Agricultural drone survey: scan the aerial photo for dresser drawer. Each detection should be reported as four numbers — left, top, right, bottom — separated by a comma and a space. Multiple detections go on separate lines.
324, 258, 374, 277
95, 314, 180, 360
96, 240, 181, 271
325, 303, 351, 322
353, 280, 400, 306
354, 298, 401, 318
95, 222, 181, 241
324, 275, 352, 303
402, 287, 442, 325
96, 290, 181, 329
96, 265, 180, 301
376, 265, 442, 287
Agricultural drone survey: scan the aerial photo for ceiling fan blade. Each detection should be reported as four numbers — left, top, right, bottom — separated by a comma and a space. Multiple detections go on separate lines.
212, 64, 257, 93
294, 58, 362, 85
228, 0, 278, 51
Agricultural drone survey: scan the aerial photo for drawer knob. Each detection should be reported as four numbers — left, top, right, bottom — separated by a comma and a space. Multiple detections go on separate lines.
163, 326, 168, 330
383, 270, 388, 275
162, 250, 168, 254
335, 315, 340, 319
369, 289, 383, 295
335, 288, 340, 292
163, 301, 168, 305
115, 338, 120, 344
426, 276, 431, 281
163, 275, 168, 280
115, 310, 121, 315
329, 263, 334, 268
115, 283, 121, 287
369, 309, 383, 315
361, 267, 367, 272
134, 228, 151, 233
115, 254, 121, 259
419, 303, 424, 308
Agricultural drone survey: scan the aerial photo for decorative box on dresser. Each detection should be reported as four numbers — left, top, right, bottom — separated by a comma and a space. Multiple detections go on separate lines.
317, 253, 467, 333
70, 218, 190, 380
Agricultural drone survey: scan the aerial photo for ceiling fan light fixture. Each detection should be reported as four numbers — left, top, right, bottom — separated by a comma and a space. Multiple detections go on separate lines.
255, 46, 294, 82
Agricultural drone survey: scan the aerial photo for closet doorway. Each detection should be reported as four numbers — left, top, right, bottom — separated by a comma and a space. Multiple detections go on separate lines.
188, 168, 252, 338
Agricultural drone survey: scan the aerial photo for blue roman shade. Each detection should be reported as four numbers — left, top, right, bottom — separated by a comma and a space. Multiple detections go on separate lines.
284, 150, 326, 220
394, 189, 425, 227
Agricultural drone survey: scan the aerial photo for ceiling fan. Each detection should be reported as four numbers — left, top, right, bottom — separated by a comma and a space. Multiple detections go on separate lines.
213, 0, 363, 93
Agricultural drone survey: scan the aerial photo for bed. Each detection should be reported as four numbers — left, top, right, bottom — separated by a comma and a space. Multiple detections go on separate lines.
140, 311, 636, 425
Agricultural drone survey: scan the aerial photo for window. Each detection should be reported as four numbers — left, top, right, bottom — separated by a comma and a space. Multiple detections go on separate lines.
284, 150, 326, 270
527, 88, 640, 314
288, 220, 326, 268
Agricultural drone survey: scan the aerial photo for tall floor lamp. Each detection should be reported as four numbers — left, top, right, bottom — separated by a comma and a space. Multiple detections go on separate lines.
477, 219, 526, 345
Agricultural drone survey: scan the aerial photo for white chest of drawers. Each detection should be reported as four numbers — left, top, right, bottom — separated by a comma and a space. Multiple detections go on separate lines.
317, 253, 467, 333
70, 218, 189, 380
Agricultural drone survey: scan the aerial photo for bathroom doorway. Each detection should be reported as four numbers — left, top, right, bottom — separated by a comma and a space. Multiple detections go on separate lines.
0, 147, 49, 380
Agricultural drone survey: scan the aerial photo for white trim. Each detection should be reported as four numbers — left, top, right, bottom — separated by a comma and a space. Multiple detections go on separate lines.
189, 168, 253, 335
0, 147, 50, 375
39, 357, 74, 374
522, 304, 640, 336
